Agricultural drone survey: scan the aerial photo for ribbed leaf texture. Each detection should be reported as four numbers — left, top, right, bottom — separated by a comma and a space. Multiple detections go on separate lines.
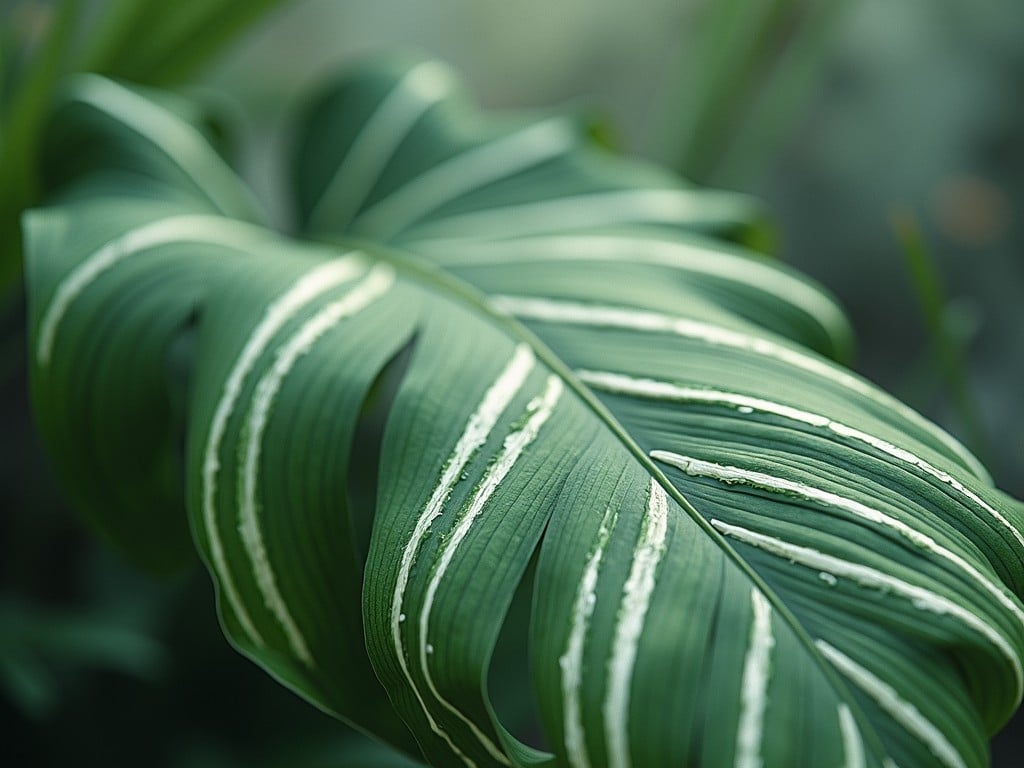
24, 58, 1024, 768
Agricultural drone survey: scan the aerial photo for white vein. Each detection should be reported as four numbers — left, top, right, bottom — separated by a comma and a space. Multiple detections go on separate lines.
604, 479, 670, 768
817, 641, 967, 768
69, 75, 260, 218
736, 588, 775, 768
389, 344, 535, 766
578, 370, 1015, 548
710, 519, 1023, 699
837, 704, 866, 768
202, 256, 364, 648
459, 235, 850, 347
489, 295, 987, 482
36, 214, 267, 366
354, 118, 576, 240
418, 374, 563, 765
560, 506, 618, 768
405, 188, 740, 241
238, 265, 395, 666
308, 60, 455, 231
652, 451, 1024, 632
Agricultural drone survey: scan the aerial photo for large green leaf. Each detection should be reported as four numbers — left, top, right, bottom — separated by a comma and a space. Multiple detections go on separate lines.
24, 60, 1024, 768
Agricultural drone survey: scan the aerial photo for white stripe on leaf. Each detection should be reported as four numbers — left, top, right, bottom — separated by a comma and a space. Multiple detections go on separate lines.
837, 704, 866, 768
308, 60, 455, 231
202, 255, 365, 648
817, 641, 967, 768
238, 265, 395, 666
500, 297, 866, 425
418, 374, 563, 765
389, 343, 536, 767
37, 214, 267, 366
354, 118, 576, 240
710, 519, 1023, 699
604, 479, 669, 768
488, 296, 986, 481
735, 588, 774, 768
651, 452, 1024, 632
560, 505, 618, 768
581, 370, 1018, 550
405, 188, 745, 241
466, 235, 849, 347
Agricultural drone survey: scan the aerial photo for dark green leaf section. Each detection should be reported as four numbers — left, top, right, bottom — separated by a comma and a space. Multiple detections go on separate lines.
292, 57, 757, 240
40, 75, 264, 222
24, 199, 216, 573
290, 55, 853, 361
25, 194, 423, 755
24, 62, 1024, 768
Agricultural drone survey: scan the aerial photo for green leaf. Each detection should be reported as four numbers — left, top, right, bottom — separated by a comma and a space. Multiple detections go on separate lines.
290, 57, 849, 364
25, 62, 1024, 768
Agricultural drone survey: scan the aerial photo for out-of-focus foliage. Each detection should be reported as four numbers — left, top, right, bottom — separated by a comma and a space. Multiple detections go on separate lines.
0, 0, 288, 298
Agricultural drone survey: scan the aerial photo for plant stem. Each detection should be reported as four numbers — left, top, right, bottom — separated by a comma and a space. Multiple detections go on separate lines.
715, 0, 850, 187
0, 0, 81, 295
659, 0, 792, 181
891, 206, 993, 466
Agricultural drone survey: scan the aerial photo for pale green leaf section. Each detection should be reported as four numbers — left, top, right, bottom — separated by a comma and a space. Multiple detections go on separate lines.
50, 75, 264, 220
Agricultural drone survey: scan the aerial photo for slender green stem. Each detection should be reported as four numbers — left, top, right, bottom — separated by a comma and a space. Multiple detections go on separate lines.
87, 0, 288, 86
715, 0, 851, 187
0, 0, 80, 295
660, 0, 792, 181
658, 0, 849, 189
891, 206, 993, 465
78, 0, 157, 74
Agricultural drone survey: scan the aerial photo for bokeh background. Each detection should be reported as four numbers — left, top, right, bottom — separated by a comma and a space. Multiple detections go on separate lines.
2, 0, 1022, 765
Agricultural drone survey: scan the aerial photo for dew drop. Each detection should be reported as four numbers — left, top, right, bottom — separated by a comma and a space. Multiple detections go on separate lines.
426, 644, 435, 655
398, 613, 406, 623
738, 406, 754, 414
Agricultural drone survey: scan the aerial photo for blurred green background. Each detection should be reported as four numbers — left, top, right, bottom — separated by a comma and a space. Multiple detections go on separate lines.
2, 0, 1022, 765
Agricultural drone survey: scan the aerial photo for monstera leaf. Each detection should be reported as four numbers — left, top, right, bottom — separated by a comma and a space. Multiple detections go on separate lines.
24, 59, 1024, 768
